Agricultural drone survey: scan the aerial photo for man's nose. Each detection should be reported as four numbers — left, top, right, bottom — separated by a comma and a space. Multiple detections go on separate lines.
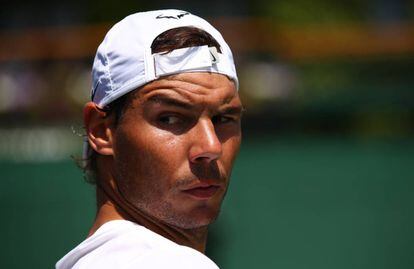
189, 119, 222, 163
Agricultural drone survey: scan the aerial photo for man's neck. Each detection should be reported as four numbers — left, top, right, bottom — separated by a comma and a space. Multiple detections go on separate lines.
89, 186, 209, 253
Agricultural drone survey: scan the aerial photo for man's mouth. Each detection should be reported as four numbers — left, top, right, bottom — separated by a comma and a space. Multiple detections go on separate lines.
182, 183, 220, 200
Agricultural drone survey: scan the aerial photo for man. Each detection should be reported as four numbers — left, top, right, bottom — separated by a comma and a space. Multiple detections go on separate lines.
56, 9, 242, 269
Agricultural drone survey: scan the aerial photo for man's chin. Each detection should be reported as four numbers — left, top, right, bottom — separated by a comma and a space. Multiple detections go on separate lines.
164, 207, 221, 230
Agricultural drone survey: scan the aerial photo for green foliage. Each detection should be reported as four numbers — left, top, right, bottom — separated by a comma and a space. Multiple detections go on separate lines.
83, 0, 154, 23
258, 0, 367, 24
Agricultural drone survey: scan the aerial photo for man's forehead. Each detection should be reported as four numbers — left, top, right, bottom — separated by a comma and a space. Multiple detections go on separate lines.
135, 73, 239, 105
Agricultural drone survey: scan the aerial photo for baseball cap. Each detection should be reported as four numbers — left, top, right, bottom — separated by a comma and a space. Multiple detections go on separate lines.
91, 9, 238, 108
84, 9, 238, 164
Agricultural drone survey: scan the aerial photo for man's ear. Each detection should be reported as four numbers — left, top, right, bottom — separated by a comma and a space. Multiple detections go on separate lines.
84, 102, 114, 156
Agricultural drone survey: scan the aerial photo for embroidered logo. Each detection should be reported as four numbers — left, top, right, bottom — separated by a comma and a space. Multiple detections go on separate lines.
155, 12, 190, 20
210, 51, 217, 62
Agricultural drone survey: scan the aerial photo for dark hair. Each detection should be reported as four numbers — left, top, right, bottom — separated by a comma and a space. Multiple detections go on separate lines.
83, 26, 222, 184
150, 26, 221, 54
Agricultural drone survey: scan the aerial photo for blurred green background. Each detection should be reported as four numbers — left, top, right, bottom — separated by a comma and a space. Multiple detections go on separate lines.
1, 0, 413, 268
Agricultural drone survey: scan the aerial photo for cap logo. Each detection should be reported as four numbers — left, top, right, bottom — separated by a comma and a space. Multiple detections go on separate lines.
155, 12, 189, 20
209, 47, 219, 64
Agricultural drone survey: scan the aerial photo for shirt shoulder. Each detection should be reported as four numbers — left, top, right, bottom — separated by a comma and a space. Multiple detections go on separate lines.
126, 245, 219, 269
56, 220, 219, 269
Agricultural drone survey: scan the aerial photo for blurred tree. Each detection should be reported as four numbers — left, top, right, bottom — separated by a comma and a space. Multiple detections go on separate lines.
256, 0, 366, 24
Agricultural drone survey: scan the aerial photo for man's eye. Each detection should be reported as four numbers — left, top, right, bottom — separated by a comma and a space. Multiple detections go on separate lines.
159, 115, 181, 125
213, 115, 234, 124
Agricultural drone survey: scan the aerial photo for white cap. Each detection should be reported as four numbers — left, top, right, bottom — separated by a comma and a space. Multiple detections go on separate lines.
91, 9, 238, 108
84, 9, 238, 165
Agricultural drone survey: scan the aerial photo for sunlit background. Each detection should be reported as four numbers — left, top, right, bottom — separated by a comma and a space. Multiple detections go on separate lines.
1, 1, 413, 268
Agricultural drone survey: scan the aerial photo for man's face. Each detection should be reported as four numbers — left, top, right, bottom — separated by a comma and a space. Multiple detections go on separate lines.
111, 72, 242, 229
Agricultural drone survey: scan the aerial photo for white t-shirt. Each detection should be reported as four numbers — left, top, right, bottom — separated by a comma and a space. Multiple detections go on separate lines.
56, 220, 219, 269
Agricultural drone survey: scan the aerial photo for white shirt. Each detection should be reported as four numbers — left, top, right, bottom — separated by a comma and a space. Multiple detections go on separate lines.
56, 220, 219, 269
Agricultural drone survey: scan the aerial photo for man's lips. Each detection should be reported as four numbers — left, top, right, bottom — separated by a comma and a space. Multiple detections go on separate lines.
181, 182, 221, 200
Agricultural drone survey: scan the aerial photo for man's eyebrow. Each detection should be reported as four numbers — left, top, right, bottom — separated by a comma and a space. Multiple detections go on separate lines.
146, 93, 244, 114
146, 94, 194, 109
